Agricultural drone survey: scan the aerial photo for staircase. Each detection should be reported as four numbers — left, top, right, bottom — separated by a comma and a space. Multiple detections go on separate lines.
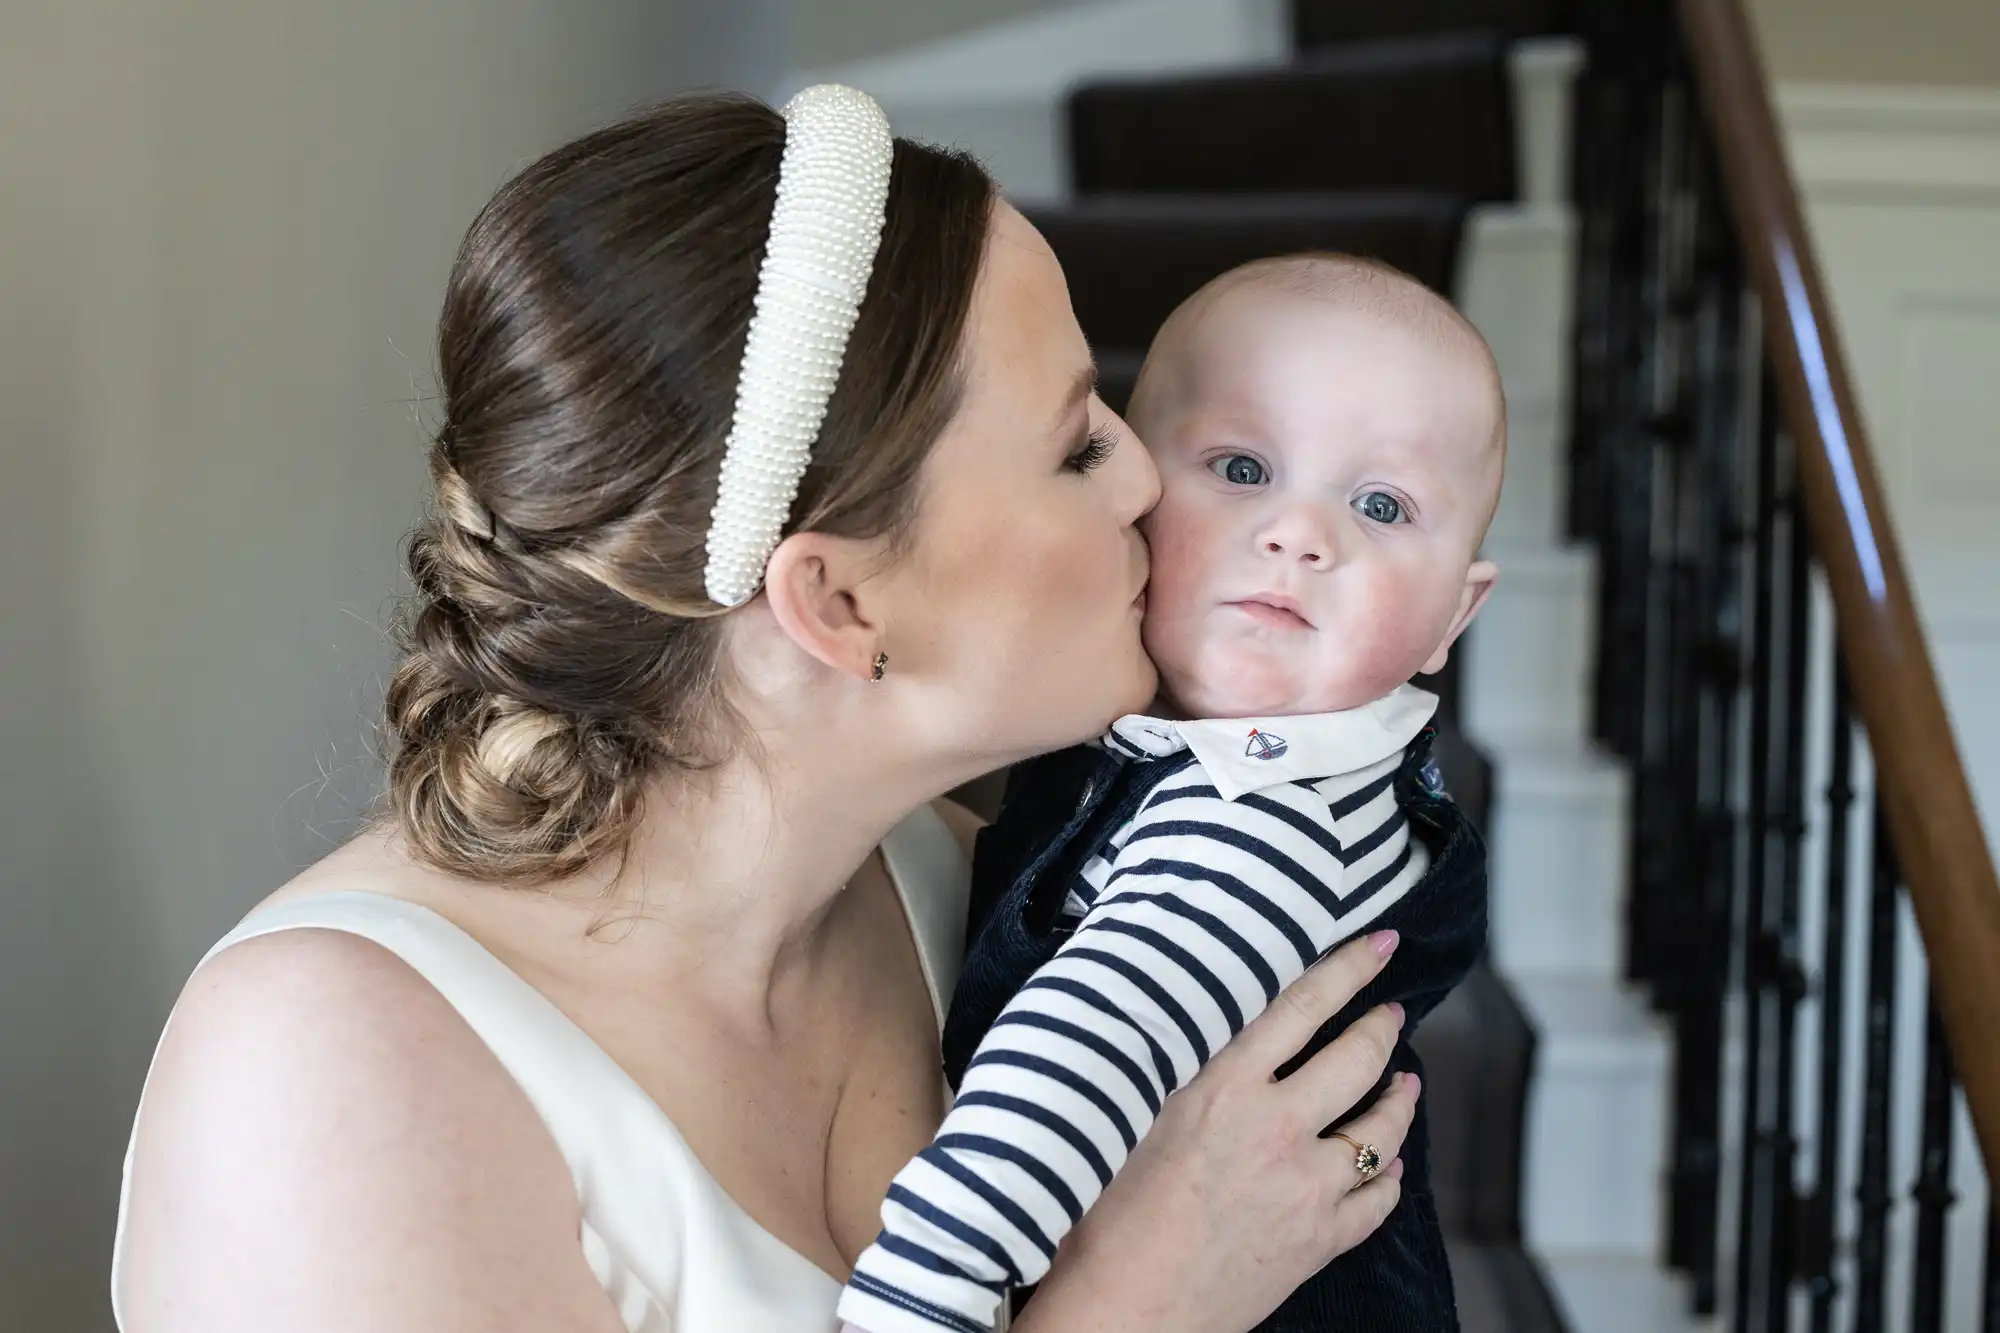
802, 4, 1697, 1329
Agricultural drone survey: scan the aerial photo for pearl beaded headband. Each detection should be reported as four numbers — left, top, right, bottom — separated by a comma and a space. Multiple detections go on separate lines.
702, 84, 895, 608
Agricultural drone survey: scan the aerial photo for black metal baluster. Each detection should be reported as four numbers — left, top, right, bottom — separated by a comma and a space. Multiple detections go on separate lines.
1576, 0, 1639, 728
1565, 0, 1631, 549
1563, 11, 1997, 1333
1853, 800, 1901, 1331
1733, 358, 1783, 1332
1574, 12, 1747, 1304
1664, 167, 1746, 1316
1633, 48, 1708, 1006
1909, 993, 1957, 1331
1805, 663, 1854, 1333
1599, 64, 1675, 774
1763, 433, 1813, 1333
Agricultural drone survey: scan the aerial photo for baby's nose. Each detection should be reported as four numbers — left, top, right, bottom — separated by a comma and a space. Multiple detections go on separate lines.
1259, 512, 1334, 565
1263, 538, 1324, 563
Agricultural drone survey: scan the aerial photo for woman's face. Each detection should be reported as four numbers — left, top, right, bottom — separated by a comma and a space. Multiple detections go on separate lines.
890, 203, 1159, 767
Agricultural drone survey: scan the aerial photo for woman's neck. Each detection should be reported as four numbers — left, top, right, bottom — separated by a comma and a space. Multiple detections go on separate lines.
529, 728, 949, 1033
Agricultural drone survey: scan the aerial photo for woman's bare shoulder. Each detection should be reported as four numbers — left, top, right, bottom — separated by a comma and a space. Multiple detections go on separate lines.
253, 820, 439, 911
118, 909, 621, 1332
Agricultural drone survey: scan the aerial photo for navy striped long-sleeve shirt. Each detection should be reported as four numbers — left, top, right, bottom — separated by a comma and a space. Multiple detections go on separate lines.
837, 686, 1440, 1333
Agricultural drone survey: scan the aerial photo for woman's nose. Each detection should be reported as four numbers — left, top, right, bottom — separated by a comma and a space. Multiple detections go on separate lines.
1104, 399, 1162, 523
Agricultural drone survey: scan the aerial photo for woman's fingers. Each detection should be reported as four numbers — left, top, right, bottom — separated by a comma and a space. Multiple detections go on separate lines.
1232, 932, 1398, 1070
1320, 1168, 1405, 1256
1282, 1002, 1406, 1119
1321, 1068, 1423, 1194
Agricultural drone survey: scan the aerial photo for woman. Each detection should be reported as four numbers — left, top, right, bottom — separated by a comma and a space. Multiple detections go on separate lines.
113, 89, 1422, 1333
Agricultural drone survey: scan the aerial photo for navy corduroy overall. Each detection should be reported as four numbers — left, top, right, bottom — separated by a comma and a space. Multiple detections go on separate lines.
944, 726, 1487, 1333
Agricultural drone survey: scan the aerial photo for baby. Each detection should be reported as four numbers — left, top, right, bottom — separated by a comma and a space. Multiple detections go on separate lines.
838, 254, 1505, 1333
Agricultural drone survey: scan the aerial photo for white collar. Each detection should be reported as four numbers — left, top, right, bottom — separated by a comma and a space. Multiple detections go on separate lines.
1102, 684, 1439, 802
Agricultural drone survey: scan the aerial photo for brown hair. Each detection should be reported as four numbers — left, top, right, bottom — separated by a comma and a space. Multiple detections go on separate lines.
384, 94, 994, 884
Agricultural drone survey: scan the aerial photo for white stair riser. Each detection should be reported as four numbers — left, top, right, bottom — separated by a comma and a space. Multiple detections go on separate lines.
1524, 1051, 1670, 1254
1465, 556, 1596, 750
1509, 39, 1588, 208
1457, 205, 1576, 405
1487, 388, 1567, 545
1509, 975, 1676, 1267
1539, 1255, 1705, 1333
1485, 759, 1629, 976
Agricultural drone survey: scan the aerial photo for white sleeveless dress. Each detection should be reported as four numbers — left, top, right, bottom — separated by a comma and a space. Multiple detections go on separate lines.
110, 807, 972, 1332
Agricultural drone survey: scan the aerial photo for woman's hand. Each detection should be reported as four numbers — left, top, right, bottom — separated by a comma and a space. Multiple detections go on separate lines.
1015, 932, 1418, 1333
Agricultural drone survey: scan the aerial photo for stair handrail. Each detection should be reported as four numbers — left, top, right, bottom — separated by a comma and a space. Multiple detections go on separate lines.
1675, 0, 2000, 1174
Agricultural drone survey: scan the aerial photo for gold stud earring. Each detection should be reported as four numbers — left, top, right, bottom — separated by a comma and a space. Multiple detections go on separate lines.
870, 651, 888, 682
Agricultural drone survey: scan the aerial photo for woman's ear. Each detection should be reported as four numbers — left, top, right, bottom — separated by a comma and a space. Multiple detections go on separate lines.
760, 530, 888, 683
1420, 560, 1499, 676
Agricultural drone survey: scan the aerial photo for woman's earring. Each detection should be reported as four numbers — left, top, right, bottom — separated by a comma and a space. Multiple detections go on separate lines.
870, 651, 889, 682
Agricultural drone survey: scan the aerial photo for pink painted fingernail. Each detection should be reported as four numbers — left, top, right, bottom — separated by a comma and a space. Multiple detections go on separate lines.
1388, 1002, 1406, 1026
1369, 930, 1400, 958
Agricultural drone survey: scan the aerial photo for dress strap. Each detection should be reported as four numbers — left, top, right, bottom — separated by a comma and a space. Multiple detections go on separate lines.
113, 892, 681, 1330
878, 804, 971, 1031
189, 892, 662, 1156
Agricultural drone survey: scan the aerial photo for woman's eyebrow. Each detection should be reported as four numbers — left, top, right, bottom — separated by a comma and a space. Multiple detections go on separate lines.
1050, 359, 1099, 435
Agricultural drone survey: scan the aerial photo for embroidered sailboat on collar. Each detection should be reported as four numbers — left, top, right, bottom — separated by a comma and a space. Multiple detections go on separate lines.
1245, 728, 1289, 760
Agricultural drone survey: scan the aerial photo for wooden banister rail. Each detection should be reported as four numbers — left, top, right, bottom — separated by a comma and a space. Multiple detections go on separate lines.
1677, 0, 2000, 1176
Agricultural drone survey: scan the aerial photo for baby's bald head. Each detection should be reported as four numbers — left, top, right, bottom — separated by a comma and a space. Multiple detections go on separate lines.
1128, 252, 1506, 533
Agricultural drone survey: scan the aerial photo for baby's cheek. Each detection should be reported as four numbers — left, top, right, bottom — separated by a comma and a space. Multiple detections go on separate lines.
1136, 506, 1207, 615
1140, 492, 1207, 573
1335, 573, 1454, 697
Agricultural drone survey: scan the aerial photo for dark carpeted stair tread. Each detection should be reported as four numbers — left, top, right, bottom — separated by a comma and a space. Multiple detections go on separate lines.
1030, 192, 1469, 351
1428, 714, 1487, 826
1413, 959, 1537, 1244
1293, 0, 1566, 51
1446, 1236, 1571, 1333
1068, 33, 1515, 199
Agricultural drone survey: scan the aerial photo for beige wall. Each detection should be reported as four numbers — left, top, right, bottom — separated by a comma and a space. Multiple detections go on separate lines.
791, 0, 1085, 69
1751, 0, 2000, 86
0, 3, 732, 1326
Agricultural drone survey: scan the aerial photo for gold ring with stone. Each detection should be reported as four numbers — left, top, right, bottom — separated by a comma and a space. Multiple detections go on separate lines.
1332, 1132, 1383, 1181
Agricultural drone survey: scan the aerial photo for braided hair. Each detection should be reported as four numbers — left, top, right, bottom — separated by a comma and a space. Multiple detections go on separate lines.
383, 94, 992, 883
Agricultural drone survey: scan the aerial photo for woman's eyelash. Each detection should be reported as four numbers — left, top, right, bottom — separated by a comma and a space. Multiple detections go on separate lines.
1064, 422, 1119, 474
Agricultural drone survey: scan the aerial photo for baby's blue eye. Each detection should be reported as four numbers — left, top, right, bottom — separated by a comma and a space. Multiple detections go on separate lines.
1210, 455, 1267, 486
1354, 492, 1405, 524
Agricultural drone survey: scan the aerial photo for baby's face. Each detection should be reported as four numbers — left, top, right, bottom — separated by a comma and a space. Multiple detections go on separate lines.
1132, 293, 1502, 718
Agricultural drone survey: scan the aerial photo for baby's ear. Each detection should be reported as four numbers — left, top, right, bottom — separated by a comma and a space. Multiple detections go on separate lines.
1421, 560, 1500, 676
